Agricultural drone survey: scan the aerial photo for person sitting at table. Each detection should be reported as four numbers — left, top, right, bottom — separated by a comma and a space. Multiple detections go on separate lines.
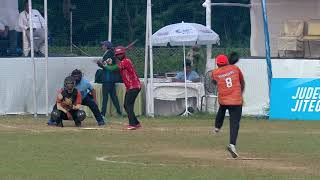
0, 21, 9, 38
0, 21, 9, 56
172, 60, 200, 82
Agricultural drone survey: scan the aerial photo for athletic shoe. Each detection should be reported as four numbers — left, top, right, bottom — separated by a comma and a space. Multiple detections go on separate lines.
47, 119, 57, 126
213, 127, 220, 134
135, 123, 142, 129
98, 121, 105, 126
126, 125, 137, 130
75, 123, 82, 127
56, 121, 63, 127
227, 144, 239, 158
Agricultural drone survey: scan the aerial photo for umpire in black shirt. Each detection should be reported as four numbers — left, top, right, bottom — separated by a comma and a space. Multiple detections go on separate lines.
96, 41, 122, 116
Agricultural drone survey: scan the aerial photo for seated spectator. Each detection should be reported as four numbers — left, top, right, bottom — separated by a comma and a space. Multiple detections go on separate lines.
0, 20, 20, 57
0, 21, 9, 38
18, 0, 45, 57
0, 21, 9, 56
173, 60, 200, 82
186, 45, 203, 74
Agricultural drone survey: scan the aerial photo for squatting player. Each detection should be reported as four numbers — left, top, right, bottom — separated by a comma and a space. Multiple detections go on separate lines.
50, 76, 86, 127
211, 54, 245, 158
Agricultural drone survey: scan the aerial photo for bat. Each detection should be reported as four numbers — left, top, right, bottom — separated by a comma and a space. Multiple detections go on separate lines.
125, 39, 138, 50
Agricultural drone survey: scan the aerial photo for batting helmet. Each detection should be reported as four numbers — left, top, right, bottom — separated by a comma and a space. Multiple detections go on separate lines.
216, 54, 229, 66
114, 46, 126, 55
76, 110, 86, 121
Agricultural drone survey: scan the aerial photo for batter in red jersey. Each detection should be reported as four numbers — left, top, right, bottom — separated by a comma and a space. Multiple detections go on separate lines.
103, 46, 142, 130
211, 54, 245, 158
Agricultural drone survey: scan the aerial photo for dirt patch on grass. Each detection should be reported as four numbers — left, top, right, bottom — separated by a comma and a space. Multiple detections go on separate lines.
98, 147, 312, 175
159, 148, 227, 160
0, 121, 131, 133
153, 148, 312, 174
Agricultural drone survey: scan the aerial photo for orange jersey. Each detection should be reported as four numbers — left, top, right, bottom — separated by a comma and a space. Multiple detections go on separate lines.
56, 88, 82, 110
212, 65, 244, 105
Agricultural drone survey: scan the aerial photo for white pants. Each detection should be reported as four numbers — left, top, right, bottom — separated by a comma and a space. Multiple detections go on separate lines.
25, 28, 45, 55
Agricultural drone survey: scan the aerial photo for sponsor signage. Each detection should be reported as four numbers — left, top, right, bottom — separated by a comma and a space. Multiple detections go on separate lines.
270, 78, 320, 120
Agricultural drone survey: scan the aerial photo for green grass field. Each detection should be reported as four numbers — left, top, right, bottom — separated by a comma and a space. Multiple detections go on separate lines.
0, 114, 319, 180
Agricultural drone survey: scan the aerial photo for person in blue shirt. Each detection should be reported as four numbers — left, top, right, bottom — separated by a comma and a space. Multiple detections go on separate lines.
48, 69, 105, 126
173, 60, 200, 82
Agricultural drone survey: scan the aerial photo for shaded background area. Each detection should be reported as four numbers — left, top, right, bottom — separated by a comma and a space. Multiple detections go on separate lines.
17, 0, 251, 76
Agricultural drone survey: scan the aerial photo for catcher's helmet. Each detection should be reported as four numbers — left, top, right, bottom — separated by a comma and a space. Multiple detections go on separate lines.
64, 76, 76, 93
114, 46, 126, 55
71, 69, 82, 84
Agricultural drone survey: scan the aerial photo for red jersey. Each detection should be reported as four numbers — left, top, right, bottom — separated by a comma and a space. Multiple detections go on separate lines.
118, 57, 141, 90
212, 65, 244, 105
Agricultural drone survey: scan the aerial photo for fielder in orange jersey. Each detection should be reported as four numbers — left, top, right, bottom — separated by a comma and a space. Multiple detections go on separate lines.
211, 54, 245, 158
212, 51, 242, 132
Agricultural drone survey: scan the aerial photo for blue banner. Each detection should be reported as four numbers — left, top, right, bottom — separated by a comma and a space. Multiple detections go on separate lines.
270, 78, 320, 120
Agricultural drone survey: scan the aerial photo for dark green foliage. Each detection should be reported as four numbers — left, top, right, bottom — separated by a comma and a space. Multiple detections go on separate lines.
18, 0, 251, 48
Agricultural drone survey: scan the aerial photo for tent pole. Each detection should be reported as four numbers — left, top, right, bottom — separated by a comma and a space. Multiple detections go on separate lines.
147, 0, 154, 117
108, 0, 112, 41
144, 2, 149, 115
205, 0, 212, 72
261, 0, 273, 99
44, 0, 49, 116
182, 44, 190, 116
70, 10, 73, 53
28, 0, 37, 117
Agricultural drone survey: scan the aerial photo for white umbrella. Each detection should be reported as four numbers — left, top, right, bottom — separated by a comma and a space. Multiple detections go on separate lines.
152, 22, 219, 116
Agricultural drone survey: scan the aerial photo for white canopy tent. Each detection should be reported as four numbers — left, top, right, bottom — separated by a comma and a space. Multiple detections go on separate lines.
250, 0, 320, 57
203, 0, 273, 106
0, 0, 49, 116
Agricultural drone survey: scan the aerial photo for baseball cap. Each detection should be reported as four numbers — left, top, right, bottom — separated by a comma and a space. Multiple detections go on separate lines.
216, 54, 229, 66
100, 41, 113, 49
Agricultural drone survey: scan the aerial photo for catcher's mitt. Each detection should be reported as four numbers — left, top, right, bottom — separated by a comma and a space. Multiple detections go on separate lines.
204, 70, 217, 94
61, 97, 73, 110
